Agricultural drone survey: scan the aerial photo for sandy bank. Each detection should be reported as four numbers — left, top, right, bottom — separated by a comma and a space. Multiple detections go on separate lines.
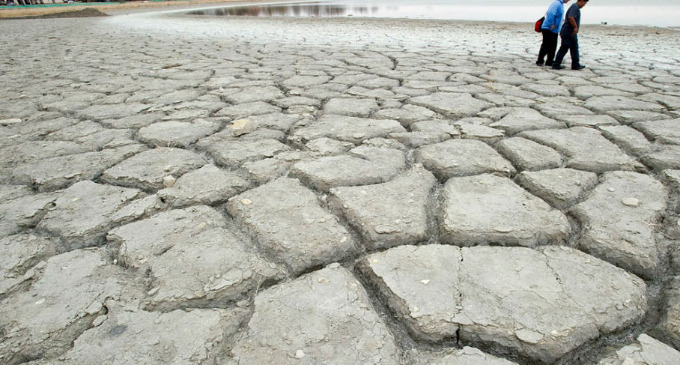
0, 0, 278, 19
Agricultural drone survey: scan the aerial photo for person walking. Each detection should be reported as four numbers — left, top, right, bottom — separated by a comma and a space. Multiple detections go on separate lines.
536, 0, 571, 67
552, 0, 589, 70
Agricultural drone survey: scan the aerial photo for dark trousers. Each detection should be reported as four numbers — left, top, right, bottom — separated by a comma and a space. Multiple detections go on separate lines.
537, 29, 559, 66
554, 34, 580, 68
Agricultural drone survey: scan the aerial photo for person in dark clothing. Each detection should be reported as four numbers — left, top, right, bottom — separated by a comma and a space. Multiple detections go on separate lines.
537, 0, 571, 67
552, 0, 589, 70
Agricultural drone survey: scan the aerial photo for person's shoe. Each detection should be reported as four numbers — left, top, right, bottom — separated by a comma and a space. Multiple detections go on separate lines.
545, 61, 553, 67
572, 64, 586, 70
536, 61, 544, 67
552, 65, 565, 70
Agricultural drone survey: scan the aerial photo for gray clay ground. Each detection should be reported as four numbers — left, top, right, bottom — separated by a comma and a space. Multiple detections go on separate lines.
1, 3, 680, 364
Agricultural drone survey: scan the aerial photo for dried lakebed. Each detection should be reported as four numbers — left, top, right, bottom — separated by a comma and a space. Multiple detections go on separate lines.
1, 7, 680, 365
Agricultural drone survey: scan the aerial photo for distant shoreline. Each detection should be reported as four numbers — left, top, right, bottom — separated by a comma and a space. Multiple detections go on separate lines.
0, 0, 277, 19
2, 0, 679, 31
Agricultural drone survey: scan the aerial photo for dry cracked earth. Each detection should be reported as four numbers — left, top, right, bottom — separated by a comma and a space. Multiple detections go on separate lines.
1, 5, 680, 365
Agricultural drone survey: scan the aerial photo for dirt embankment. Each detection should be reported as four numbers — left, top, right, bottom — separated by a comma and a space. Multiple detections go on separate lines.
0, 0, 268, 19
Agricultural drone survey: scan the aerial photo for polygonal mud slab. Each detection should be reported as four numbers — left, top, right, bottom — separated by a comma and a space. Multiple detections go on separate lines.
520, 127, 642, 172
458, 123, 505, 142
45, 124, 137, 151
597, 334, 680, 365
482, 70, 532, 86
100, 113, 163, 129
78, 103, 150, 120
584, 96, 665, 113
206, 139, 291, 168
227, 178, 356, 274
137, 119, 221, 147
282, 75, 331, 88
0, 234, 58, 298
411, 120, 460, 137
607, 110, 670, 124
229, 264, 401, 365
410, 347, 518, 365
290, 146, 406, 191
358, 245, 647, 363
101, 147, 206, 191
224, 86, 285, 104
477, 93, 536, 108
273, 96, 322, 109
517, 168, 598, 210
214, 101, 281, 119
599, 125, 653, 156
634, 118, 680, 145
642, 145, 680, 171
389, 131, 451, 148
573, 85, 633, 99
305, 138, 354, 155
2, 117, 79, 142
556, 114, 619, 128
489, 108, 565, 135
0, 141, 90, 169
11, 145, 146, 192
409, 92, 492, 118
0, 249, 143, 365
291, 115, 405, 144
196, 126, 285, 147
570, 171, 667, 279
348, 86, 395, 101
496, 137, 563, 171
0, 193, 56, 238
43, 119, 125, 138
36, 181, 145, 249
329, 165, 436, 250
109, 206, 283, 311
299, 84, 346, 100
59, 306, 248, 365
415, 139, 515, 180
641, 93, 680, 109
323, 98, 379, 117
659, 277, 680, 349
246, 113, 303, 132
534, 102, 594, 120
242, 151, 309, 184
158, 164, 250, 207
440, 174, 570, 247
522, 82, 570, 97
374, 104, 437, 127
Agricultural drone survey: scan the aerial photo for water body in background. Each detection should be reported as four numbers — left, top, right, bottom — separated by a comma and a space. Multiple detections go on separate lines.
188, 0, 680, 27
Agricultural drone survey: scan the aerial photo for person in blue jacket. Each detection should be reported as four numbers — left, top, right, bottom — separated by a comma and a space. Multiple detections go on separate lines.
553, 0, 589, 70
536, 0, 571, 67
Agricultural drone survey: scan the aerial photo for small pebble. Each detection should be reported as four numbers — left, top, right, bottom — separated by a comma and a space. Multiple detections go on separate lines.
494, 226, 513, 233
162, 176, 176, 188
92, 315, 107, 327
622, 198, 640, 207
241, 199, 253, 205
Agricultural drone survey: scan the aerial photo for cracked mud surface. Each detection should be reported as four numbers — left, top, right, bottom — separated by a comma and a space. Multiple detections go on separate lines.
1, 5, 680, 364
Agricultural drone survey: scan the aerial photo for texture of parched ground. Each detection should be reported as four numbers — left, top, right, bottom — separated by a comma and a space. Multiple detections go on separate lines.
1, 5, 680, 365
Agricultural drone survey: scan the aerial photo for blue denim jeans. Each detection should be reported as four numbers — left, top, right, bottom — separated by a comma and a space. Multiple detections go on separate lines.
554, 34, 580, 68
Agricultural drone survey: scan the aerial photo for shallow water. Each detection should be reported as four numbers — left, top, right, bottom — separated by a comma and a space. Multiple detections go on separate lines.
187, 0, 680, 27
